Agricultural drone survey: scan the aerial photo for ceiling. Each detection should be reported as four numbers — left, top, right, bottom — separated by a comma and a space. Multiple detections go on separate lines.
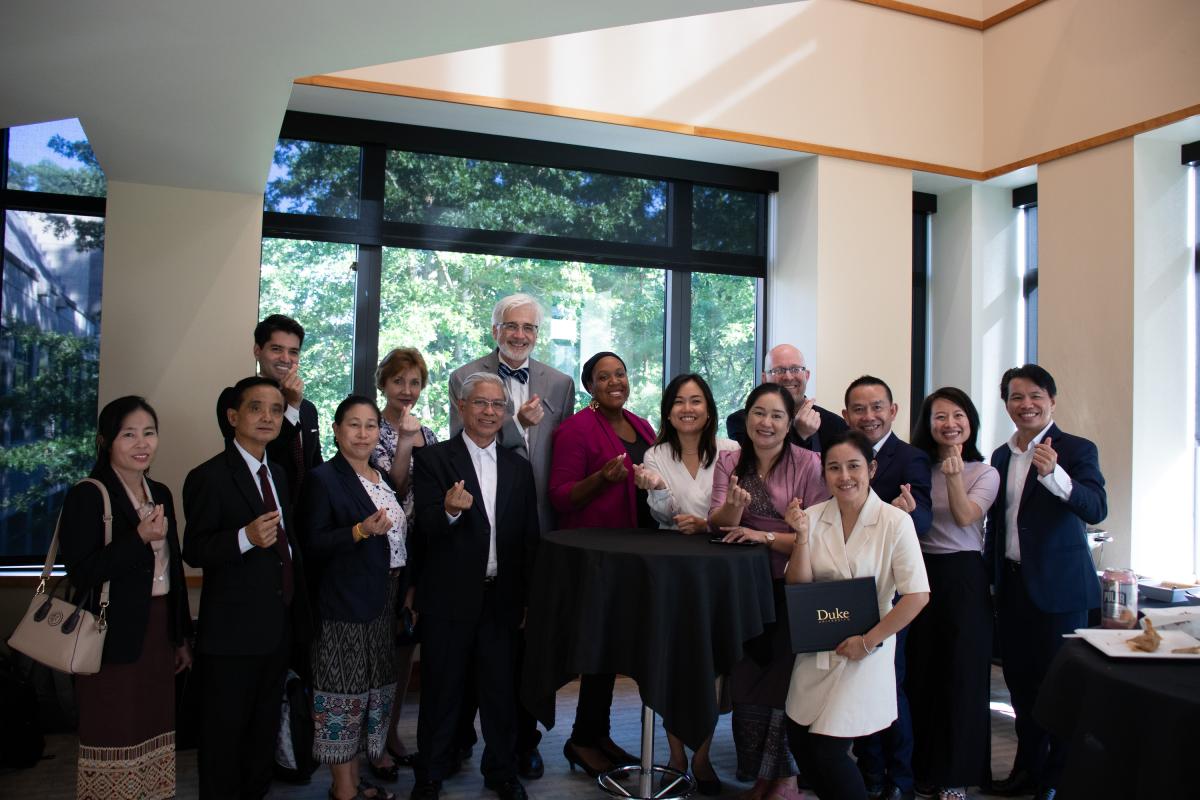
0, 0, 788, 195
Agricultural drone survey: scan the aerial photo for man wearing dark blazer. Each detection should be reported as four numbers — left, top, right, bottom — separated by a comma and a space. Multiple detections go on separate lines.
726, 343, 847, 452
447, 293, 573, 777
411, 372, 540, 800
254, 314, 323, 507
843, 375, 932, 800
183, 375, 313, 800
985, 365, 1105, 800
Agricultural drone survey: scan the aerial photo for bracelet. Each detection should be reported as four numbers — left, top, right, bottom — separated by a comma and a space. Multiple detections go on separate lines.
353, 523, 366, 542
859, 635, 873, 657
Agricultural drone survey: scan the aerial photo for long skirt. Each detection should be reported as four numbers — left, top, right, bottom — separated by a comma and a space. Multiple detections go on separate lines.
75, 595, 177, 800
906, 550, 993, 787
311, 601, 397, 764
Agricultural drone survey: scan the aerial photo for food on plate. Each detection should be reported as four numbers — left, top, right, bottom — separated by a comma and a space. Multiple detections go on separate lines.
1171, 645, 1200, 655
1126, 618, 1162, 653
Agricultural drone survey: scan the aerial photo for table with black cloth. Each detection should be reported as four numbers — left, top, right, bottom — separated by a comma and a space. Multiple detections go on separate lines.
521, 528, 777, 753
1033, 638, 1200, 798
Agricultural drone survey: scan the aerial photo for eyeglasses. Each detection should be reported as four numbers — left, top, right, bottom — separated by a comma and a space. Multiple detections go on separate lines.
765, 366, 808, 377
499, 322, 539, 335
469, 399, 508, 412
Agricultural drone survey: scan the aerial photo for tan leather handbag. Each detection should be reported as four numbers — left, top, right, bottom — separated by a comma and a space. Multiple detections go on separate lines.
7, 478, 112, 675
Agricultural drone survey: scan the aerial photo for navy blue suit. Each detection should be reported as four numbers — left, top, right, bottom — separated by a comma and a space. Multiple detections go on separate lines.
853, 432, 933, 794
984, 424, 1105, 789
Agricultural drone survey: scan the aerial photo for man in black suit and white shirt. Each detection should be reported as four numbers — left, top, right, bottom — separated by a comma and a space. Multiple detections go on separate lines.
410, 373, 540, 800
183, 375, 313, 799
253, 314, 322, 507
726, 343, 847, 452
447, 294, 573, 777
842, 375, 933, 800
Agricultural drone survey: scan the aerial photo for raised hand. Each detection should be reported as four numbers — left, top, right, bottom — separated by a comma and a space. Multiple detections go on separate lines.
599, 453, 628, 483
517, 394, 544, 427
137, 504, 167, 544
940, 444, 964, 477
279, 365, 305, 408
444, 480, 474, 515
724, 474, 751, 509
891, 484, 916, 513
794, 397, 821, 440
362, 508, 392, 536
785, 497, 809, 540
396, 403, 423, 438
1032, 436, 1058, 477
246, 510, 281, 548
673, 514, 709, 534
632, 464, 666, 491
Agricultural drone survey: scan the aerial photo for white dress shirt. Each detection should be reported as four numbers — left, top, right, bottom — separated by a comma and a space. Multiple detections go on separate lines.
501, 357, 531, 445
644, 438, 740, 527
872, 430, 893, 455
1003, 421, 1073, 562
233, 438, 291, 555
462, 435, 499, 577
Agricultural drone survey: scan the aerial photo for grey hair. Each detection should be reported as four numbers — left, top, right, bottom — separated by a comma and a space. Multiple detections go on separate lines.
491, 293, 545, 328
458, 371, 511, 404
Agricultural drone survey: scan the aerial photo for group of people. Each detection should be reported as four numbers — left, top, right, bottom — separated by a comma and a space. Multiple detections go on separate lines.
56, 292, 1104, 800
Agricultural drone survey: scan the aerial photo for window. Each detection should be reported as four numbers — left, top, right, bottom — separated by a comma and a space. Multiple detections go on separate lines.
1013, 183, 1038, 364
911, 192, 936, 429
1185, 140, 1199, 577
261, 112, 775, 439
1, 120, 106, 564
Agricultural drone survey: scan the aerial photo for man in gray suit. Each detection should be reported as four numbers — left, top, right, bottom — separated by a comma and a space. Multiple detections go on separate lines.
447, 292, 575, 778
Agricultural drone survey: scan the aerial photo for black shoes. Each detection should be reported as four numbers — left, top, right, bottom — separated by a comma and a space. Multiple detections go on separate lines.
990, 769, 1035, 797
483, 777, 528, 800
879, 786, 915, 800
516, 746, 544, 779
691, 758, 722, 797
408, 781, 439, 800
563, 740, 611, 777
598, 737, 639, 767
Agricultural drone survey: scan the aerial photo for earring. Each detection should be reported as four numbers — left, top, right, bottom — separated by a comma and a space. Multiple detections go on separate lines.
589, 397, 600, 411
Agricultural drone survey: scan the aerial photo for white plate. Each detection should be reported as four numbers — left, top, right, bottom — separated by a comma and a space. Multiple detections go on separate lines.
1072, 627, 1200, 660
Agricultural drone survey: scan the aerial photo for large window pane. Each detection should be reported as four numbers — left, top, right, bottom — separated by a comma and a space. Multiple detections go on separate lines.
259, 238, 357, 459
1, 210, 103, 561
379, 248, 666, 439
693, 185, 760, 255
689, 272, 756, 438
265, 139, 361, 218
6, 118, 106, 197
384, 152, 668, 245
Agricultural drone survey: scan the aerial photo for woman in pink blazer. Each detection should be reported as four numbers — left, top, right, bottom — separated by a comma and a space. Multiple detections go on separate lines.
549, 351, 656, 776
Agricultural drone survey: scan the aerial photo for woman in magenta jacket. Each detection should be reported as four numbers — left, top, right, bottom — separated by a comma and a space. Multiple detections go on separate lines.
549, 350, 656, 776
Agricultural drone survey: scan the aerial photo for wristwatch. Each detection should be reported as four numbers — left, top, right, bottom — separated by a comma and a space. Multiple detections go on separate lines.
764, 532, 776, 544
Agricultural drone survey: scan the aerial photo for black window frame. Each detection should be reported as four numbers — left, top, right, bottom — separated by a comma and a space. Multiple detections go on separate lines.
263, 111, 776, 397
911, 191, 936, 429
1013, 183, 1038, 364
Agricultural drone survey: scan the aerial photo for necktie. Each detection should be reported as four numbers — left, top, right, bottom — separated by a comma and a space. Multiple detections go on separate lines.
257, 464, 294, 604
498, 363, 529, 384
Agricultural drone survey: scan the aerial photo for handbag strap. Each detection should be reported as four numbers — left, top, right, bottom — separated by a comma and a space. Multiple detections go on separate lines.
38, 478, 114, 611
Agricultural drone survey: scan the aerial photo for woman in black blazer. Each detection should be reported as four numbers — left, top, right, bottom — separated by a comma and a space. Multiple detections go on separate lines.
59, 395, 192, 800
298, 395, 406, 800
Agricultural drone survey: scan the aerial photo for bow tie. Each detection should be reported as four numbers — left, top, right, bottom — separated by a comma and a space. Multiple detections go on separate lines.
498, 363, 529, 384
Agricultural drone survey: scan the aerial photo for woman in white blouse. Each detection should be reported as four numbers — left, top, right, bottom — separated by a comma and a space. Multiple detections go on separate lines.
782, 430, 930, 800
633, 373, 738, 794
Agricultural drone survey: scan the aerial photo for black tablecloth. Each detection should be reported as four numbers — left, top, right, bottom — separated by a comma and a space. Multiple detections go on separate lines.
521, 528, 777, 749
1034, 638, 1200, 798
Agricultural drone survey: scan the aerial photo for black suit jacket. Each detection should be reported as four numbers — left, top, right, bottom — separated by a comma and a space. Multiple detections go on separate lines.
412, 433, 540, 627
266, 397, 323, 507
984, 424, 1106, 614
59, 464, 192, 664
182, 442, 313, 655
726, 403, 847, 453
870, 433, 933, 537
297, 452, 397, 623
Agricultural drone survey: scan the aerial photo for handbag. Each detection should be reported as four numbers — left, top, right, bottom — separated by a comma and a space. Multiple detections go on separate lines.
6, 478, 113, 675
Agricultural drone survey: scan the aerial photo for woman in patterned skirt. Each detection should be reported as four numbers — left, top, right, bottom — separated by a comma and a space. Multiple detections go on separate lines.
298, 395, 407, 800
60, 395, 193, 800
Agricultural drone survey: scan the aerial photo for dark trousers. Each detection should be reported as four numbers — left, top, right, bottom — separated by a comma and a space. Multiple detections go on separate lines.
197, 627, 291, 800
852, 625, 914, 793
455, 632, 542, 753
787, 720, 867, 800
997, 561, 1085, 790
907, 551, 993, 788
417, 586, 518, 784
571, 673, 617, 745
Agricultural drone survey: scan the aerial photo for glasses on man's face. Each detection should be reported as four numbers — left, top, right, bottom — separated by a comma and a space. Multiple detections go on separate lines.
500, 322, 539, 336
766, 366, 808, 377
469, 398, 508, 412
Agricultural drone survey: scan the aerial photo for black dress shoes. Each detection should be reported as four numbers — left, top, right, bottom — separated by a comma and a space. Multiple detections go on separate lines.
409, 780, 440, 800
989, 769, 1035, 797
483, 777, 529, 800
880, 785, 915, 800
517, 746, 544, 779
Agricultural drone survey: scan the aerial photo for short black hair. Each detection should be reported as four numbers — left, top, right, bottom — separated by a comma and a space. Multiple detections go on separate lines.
254, 314, 305, 347
1000, 364, 1057, 400
844, 375, 893, 408
216, 376, 282, 439
911, 386, 985, 463
95, 395, 158, 472
581, 351, 625, 393
820, 429, 876, 469
334, 394, 381, 425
